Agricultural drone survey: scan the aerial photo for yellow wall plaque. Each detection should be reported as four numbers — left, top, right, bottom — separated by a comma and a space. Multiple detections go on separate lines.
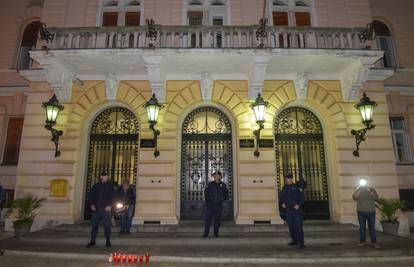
50, 179, 68, 197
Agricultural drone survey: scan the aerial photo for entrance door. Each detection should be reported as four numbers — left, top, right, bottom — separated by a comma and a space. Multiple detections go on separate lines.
84, 107, 139, 219
274, 107, 329, 220
181, 107, 233, 220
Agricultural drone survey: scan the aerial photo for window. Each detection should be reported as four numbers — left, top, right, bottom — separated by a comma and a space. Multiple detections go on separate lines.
373, 20, 397, 68
100, 0, 141, 26
390, 117, 412, 163
273, 11, 289, 26
102, 12, 118, 26
295, 12, 310, 26
17, 21, 41, 69
2, 117, 24, 165
272, 0, 312, 27
399, 189, 414, 211
188, 11, 203, 25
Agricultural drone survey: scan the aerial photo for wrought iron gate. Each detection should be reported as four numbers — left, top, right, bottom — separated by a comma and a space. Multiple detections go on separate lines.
84, 107, 139, 219
181, 107, 233, 220
274, 107, 329, 220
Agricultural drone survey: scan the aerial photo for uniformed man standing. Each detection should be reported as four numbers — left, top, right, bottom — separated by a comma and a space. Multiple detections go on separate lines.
279, 173, 305, 248
86, 171, 116, 248
203, 171, 229, 238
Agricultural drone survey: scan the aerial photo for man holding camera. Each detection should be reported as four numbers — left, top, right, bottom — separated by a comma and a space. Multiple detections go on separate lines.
352, 179, 380, 249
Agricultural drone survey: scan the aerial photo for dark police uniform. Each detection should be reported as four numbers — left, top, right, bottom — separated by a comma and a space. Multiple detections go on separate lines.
88, 179, 116, 245
204, 180, 229, 237
280, 183, 305, 247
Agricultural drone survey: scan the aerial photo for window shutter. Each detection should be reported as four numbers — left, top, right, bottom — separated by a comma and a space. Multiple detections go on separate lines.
273, 11, 289, 26
295, 12, 311, 26
102, 12, 119, 26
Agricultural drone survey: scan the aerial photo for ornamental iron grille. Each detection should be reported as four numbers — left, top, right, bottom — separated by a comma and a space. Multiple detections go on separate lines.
274, 107, 330, 220
84, 107, 139, 219
181, 107, 233, 220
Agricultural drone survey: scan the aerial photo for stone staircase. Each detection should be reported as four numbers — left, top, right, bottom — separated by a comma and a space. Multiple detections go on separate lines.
1, 221, 414, 264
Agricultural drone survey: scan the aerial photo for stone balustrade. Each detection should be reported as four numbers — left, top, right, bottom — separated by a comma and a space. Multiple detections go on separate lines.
44, 25, 371, 50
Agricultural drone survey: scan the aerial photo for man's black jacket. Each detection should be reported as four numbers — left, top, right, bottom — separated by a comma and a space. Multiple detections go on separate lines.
88, 181, 116, 210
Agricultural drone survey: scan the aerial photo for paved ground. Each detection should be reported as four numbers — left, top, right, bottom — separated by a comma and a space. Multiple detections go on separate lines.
1, 255, 414, 267
0, 222, 413, 266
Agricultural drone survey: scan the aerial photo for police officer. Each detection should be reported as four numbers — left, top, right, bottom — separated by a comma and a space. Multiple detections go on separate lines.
86, 171, 116, 248
279, 173, 305, 248
203, 171, 229, 238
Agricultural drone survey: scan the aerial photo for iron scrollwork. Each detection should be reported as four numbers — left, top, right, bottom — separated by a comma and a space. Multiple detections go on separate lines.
275, 107, 322, 135
181, 106, 233, 220
274, 107, 329, 220
145, 18, 158, 48
358, 22, 375, 43
39, 23, 54, 43
256, 18, 268, 48
92, 107, 139, 135
85, 107, 139, 219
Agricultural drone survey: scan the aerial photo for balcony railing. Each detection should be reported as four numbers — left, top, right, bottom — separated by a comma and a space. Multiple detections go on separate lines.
44, 25, 370, 50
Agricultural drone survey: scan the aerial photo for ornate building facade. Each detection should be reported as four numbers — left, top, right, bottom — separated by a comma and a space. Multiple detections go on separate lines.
0, 0, 413, 235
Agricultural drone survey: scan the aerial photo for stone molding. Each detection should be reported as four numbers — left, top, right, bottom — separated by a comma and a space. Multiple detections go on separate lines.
294, 72, 309, 100
143, 56, 164, 101
250, 55, 271, 98
105, 73, 119, 101
200, 72, 213, 100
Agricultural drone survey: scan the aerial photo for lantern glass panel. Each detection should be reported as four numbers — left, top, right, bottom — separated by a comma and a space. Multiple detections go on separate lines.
253, 104, 266, 122
358, 104, 374, 123
46, 105, 60, 123
147, 105, 160, 123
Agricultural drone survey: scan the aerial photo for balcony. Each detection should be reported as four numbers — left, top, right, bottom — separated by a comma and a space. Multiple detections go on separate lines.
23, 24, 386, 104
45, 25, 370, 50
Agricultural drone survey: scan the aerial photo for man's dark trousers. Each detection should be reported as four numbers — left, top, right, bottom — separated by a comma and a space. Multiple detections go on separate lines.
286, 209, 304, 245
204, 202, 222, 236
90, 209, 111, 242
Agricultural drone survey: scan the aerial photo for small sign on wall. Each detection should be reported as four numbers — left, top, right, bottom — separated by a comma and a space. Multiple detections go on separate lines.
50, 179, 68, 197
140, 139, 155, 148
258, 139, 274, 148
239, 139, 255, 148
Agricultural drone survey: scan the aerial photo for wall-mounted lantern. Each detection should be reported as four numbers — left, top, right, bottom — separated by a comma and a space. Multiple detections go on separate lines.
250, 93, 269, 157
351, 92, 377, 157
42, 94, 64, 157
144, 94, 164, 157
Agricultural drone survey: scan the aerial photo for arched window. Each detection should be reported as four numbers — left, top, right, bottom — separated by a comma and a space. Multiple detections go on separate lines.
373, 20, 397, 68
211, 0, 225, 5
101, 0, 141, 26
273, 0, 287, 6
17, 21, 41, 69
295, 1, 309, 7
27, 0, 44, 8
189, 0, 202, 5
104, 0, 118, 6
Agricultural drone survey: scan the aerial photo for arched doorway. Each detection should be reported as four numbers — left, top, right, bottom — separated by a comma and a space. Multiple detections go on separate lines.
84, 107, 139, 219
17, 21, 41, 69
274, 107, 329, 220
373, 20, 397, 68
180, 106, 233, 220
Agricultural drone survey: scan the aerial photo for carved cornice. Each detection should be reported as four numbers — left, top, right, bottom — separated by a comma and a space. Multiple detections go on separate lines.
341, 56, 383, 101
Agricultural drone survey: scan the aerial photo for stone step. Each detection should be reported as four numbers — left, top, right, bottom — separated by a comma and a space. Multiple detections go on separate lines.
54, 222, 358, 233
20, 230, 394, 246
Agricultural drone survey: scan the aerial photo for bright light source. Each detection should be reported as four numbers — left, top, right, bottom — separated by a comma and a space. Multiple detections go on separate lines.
359, 178, 367, 187
116, 203, 124, 209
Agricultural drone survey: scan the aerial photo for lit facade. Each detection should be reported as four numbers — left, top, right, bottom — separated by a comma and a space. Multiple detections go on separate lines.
0, 0, 413, 235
